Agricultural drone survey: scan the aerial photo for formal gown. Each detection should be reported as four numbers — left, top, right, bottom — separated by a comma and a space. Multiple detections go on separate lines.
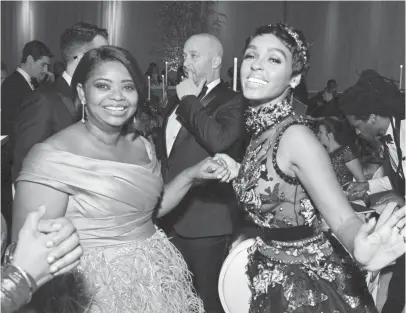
16, 137, 204, 313
232, 114, 378, 313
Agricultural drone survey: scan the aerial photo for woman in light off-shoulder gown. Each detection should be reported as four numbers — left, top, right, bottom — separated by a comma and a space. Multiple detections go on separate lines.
11, 46, 230, 313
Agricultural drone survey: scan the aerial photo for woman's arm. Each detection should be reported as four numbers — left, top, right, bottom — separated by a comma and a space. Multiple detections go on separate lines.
278, 125, 362, 253
157, 158, 228, 217
11, 182, 68, 242
345, 158, 366, 182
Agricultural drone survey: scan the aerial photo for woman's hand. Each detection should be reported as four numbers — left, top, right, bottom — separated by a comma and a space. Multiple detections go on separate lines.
12, 206, 82, 288
213, 154, 240, 183
186, 157, 230, 182
353, 205, 405, 272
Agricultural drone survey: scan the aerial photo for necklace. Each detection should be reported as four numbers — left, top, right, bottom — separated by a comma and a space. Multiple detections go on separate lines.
245, 98, 294, 138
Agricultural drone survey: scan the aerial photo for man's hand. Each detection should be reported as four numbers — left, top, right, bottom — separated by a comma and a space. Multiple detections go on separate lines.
176, 71, 206, 100
347, 182, 369, 199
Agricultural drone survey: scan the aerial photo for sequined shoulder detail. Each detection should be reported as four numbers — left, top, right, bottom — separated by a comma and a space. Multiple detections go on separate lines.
271, 118, 314, 185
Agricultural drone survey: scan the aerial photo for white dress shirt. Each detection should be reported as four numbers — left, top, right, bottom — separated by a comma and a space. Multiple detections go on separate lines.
16, 67, 34, 90
62, 71, 72, 86
165, 78, 221, 156
368, 119, 405, 194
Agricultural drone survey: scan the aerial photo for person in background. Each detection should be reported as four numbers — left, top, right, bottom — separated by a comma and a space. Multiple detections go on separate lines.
1, 40, 53, 139
317, 117, 366, 187
321, 79, 338, 103
12, 22, 109, 183
52, 60, 66, 79
156, 33, 247, 313
145, 62, 161, 85
340, 69, 405, 313
2, 206, 82, 313
1, 62, 7, 85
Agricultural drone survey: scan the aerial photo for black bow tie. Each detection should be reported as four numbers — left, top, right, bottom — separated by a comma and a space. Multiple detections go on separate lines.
380, 134, 393, 145
198, 85, 208, 100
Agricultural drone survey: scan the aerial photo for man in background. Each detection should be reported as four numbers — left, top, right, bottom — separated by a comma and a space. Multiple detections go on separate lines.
12, 22, 108, 182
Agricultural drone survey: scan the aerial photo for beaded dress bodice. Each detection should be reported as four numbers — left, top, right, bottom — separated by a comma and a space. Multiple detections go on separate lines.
233, 114, 319, 230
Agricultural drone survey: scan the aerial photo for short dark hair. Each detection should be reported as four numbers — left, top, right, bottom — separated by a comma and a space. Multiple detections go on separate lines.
327, 79, 337, 86
319, 118, 355, 147
245, 23, 310, 77
21, 40, 53, 63
60, 22, 108, 64
71, 46, 147, 134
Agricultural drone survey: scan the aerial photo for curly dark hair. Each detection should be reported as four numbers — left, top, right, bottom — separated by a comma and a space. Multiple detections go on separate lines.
340, 69, 405, 120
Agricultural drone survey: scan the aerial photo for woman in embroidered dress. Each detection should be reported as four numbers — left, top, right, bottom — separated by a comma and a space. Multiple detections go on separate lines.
11, 46, 229, 313
215, 23, 405, 313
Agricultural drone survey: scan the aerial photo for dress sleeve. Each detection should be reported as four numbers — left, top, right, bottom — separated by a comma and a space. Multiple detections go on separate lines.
341, 145, 357, 164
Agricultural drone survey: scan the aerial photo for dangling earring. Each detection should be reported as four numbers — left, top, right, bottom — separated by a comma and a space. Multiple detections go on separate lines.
81, 102, 85, 123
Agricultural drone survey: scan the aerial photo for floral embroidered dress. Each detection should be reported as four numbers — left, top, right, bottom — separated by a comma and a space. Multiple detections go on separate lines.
233, 104, 377, 313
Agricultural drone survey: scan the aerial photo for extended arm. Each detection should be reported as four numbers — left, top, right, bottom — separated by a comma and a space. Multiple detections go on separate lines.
281, 125, 363, 253
345, 158, 366, 182
157, 158, 229, 217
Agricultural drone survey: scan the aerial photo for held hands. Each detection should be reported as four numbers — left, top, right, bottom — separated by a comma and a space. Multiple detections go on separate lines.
13, 206, 82, 288
353, 204, 405, 272
187, 157, 231, 182
213, 154, 240, 183
176, 70, 206, 100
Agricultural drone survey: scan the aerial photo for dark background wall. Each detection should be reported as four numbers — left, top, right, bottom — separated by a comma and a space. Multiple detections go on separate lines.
2, 1, 404, 91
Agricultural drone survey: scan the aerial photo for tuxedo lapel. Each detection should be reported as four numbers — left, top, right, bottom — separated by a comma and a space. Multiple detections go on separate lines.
162, 97, 180, 159
53, 77, 77, 118
57, 93, 76, 117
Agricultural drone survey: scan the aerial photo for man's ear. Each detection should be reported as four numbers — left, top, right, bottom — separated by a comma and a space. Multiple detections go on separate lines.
26, 55, 34, 64
290, 74, 302, 89
212, 56, 222, 70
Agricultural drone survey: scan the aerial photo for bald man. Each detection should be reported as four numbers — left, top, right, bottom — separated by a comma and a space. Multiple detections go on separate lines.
156, 33, 248, 313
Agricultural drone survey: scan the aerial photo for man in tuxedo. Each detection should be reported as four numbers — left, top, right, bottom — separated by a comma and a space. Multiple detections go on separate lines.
12, 22, 109, 182
156, 33, 248, 313
340, 70, 405, 313
1, 41, 52, 231
1, 40, 52, 139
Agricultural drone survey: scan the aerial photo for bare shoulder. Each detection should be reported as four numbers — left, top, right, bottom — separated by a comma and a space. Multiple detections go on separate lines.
43, 122, 85, 152
278, 124, 323, 160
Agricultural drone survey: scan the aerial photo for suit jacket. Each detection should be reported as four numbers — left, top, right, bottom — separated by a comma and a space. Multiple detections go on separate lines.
12, 76, 79, 182
156, 81, 249, 238
1, 71, 33, 139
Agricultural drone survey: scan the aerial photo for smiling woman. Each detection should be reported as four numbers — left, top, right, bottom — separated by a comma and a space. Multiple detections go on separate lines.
10, 45, 232, 313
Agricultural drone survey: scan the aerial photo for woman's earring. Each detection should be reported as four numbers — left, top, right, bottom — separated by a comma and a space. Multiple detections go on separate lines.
81, 102, 85, 123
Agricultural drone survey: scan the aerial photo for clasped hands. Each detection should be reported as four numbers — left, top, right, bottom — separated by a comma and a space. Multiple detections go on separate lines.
13, 206, 82, 288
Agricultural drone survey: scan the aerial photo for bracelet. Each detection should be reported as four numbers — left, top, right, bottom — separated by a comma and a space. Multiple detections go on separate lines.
12, 263, 38, 293
4, 242, 17, 264
1, 263, 34, 307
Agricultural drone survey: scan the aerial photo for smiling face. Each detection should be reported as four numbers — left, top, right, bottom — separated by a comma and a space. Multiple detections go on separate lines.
241, 34, 300, 106
78, 61, 138, 130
